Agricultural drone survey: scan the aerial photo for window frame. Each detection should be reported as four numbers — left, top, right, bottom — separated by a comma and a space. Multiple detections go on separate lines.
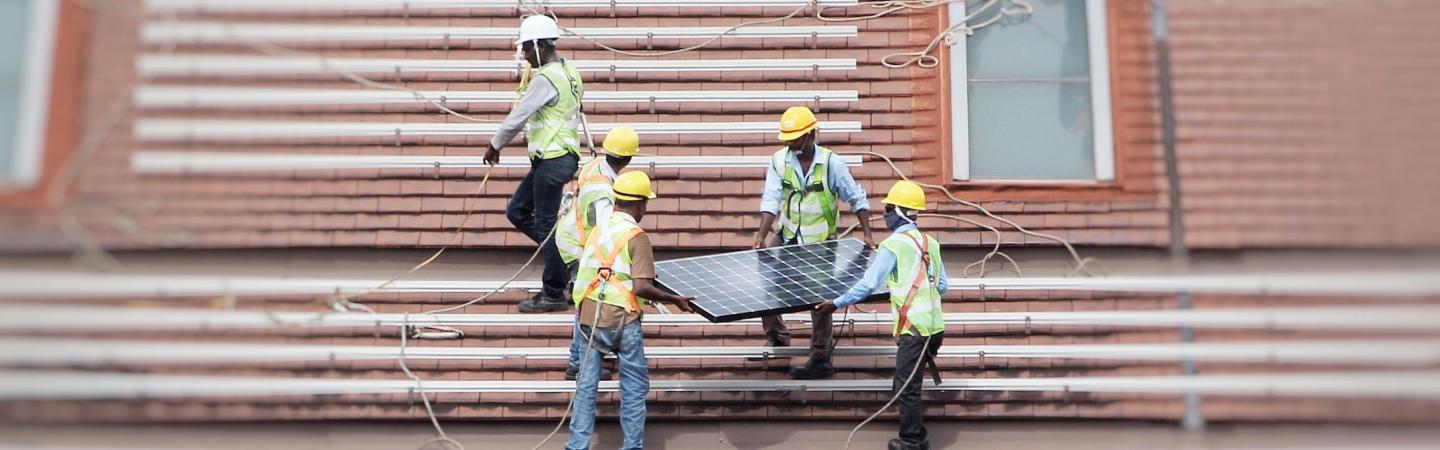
947, 0, 1116, 183
4, 0, 61, 190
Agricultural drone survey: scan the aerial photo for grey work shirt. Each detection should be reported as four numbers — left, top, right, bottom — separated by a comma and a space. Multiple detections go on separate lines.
490, 74, 559, 151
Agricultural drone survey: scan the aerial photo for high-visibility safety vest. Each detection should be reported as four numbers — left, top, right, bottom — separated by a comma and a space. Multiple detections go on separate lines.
772, 145, 839, 244
572, 211, 645, 313
556, 159, 615, 264
879, 229, 945, 337
525, 61, 584, 160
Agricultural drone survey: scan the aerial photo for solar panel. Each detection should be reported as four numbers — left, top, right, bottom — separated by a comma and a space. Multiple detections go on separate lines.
656, 239, 887, 323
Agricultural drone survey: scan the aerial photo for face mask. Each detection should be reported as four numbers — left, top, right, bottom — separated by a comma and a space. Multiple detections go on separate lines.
884, 210, 914, 232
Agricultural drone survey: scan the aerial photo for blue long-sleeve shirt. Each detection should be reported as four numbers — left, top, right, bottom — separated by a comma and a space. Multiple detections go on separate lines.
759, 149, 870, 215
833, 224, 948, 308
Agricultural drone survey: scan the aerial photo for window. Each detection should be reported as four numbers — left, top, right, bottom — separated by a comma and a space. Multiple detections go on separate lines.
0, 0, 59, 189
949, 0, 1114, 182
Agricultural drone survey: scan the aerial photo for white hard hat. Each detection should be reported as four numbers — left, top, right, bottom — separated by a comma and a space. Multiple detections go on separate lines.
516, 15, 561, 46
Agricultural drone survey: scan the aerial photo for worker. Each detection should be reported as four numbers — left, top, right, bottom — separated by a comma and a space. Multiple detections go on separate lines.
485, 14, 585, 312
814, 180, 948, 450
567, 171, 695, 450
521, 126, 640, 383
752, 105, 878, 380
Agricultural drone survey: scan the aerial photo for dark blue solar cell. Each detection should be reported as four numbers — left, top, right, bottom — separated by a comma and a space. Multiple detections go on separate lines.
656, 239, 888, 322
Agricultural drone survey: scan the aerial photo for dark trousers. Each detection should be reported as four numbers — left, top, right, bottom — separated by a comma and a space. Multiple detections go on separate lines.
895, 332, 943, 448
506, 153, 579, 297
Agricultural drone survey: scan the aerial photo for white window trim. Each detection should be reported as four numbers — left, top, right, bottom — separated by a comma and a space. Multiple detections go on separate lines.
6, 0, 60, 189
949, 0, 1115, 182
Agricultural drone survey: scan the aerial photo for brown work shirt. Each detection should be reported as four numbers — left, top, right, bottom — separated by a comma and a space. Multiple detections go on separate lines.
577, 231, 655, 329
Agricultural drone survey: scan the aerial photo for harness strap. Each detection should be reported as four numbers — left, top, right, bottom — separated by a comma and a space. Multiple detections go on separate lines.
579, 227, 645, 313
894, 232, 935, 336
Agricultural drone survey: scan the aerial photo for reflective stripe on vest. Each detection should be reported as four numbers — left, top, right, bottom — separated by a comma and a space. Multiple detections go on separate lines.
773, 145, 838, 244
880, 230, 945, 337
527, 62, 584, 160
557, 159, 614, 264
572, 212, 644, 312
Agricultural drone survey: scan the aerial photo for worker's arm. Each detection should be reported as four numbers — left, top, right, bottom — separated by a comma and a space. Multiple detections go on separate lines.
633, 278, 694, 313
934, 251, 948, 295
753, 159, 784, 249
483, 77, 559, 164
815, 248, 896, 314
627, 232, 695, 312
827, 153, 877, 247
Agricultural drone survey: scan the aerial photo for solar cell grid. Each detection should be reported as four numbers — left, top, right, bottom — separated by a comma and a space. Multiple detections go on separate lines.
656, 239, 887, 322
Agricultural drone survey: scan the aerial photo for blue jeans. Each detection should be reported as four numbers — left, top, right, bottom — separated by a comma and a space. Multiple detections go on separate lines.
507, 153, 579, 298
566, 320, 648, 450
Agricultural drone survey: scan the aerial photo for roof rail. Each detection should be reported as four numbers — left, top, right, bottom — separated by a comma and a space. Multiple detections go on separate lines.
4, 270, 1437, 299
134, 86, 860, 109
6, 369, 1437, 400
130, 152, 865, 173
4, 305, 1437, 333
141, 22, 858, 45
137, 55, 857, 77
134, 120, 865, 142
144, 0, 860, 12
6, 338, 1437, 366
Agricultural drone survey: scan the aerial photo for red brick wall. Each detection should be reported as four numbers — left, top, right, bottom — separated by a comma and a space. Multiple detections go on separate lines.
1168, 0, 1440, 249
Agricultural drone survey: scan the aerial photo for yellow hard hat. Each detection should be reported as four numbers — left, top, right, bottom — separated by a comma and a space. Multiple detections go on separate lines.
602, 126, 640, 157
777, 105, 819, 142
612, 171, 658, 201
882, 180, 927, 211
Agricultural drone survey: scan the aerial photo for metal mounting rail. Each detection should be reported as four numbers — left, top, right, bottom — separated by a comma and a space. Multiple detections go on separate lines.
4, 305, 1438, 332
134, 86, 860, 109
137, 55, 857, 77
141, 23, 858, 44
5, 338, 1437, 366
130, 152, 864, 173
144, 0, 860, 12
4, 370, 1438, 400
134, 120, 865, 142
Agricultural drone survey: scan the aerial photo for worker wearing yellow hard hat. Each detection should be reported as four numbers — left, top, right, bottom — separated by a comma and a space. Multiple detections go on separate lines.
525, 127, 643, 392
753, 105, 879, 381
487, 14, 587, 314
816, 180, 947, 450
568, 170, 694, 450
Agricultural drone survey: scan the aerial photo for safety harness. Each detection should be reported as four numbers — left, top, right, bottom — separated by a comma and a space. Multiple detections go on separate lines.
577, 227, 645, 315
894, 231, 943, 384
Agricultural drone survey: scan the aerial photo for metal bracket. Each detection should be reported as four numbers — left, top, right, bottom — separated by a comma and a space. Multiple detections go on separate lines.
373, 320, 382, 339
609, 65, 617, 83
798, 384, 809, 404
1024, 316, 1032, 335
646, 32, 654, 50
433, 161, 442, 179
393, 65, 403, 81
439, 95, 448, 112
977, 350, 986, 369
648, 96, 657, 114
394, 128, 403, 147
442, 32, 451, 51
978, 283, 986, 302
810, 31, 819, 49
402, 0, 411, 19
813, 95, 822, 113
811, 64, 820, 82
609, 0, 617, 18
760, 350, 772, 361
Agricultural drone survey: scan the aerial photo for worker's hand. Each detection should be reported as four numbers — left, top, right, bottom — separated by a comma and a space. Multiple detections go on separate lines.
483, 145, 501, 166
813, 300, 838, 315
671, 296, 696, 313
752, 232, 768, 250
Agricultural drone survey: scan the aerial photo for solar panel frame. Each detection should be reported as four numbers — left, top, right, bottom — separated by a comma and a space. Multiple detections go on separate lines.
656, 238, 888, 323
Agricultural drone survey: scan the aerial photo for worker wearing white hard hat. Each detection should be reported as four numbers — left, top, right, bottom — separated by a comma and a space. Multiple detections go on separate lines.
488, 14, 587, 312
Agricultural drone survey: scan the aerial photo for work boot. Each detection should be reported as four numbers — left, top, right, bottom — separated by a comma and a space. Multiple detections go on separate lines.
518, 291, 569, 313
789, 357, 834, 380
747, 335, 791, 361
887, 439, 929, 450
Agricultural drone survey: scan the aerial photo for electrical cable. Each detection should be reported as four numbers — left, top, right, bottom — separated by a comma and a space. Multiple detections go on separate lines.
845, 333, 933, 449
